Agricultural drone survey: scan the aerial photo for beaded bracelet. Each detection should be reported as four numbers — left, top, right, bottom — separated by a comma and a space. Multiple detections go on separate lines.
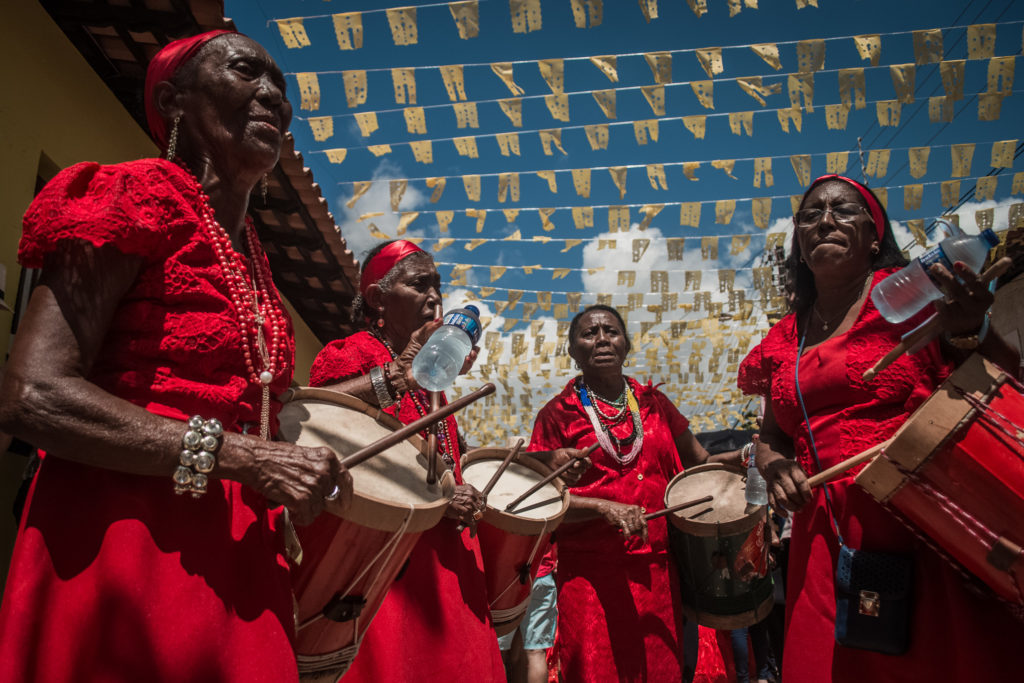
174, 415, 224, 498
381, 361, 400, 401
740, 442, 754, 469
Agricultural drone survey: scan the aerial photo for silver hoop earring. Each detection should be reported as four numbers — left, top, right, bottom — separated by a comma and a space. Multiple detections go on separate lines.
623, 359, 631, 368
166, 115, 181, 160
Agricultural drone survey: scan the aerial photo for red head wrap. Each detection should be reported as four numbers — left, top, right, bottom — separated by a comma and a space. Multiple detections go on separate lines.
144, 30, 237, 150
359, 240, 428, 296
803, 174, 886, 242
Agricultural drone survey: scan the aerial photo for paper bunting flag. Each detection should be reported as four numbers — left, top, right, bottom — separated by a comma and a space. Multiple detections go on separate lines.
865, 149, 889, 178
680, 202, 701, 227
453, 136, 479, 158
589, 56, 618, 82
729, 111, 754, 136
462, 174, 481, 201
491, 100, 520, 129
539, 129, 566, 155
634, 120, 659, 145
397, 212, 419, 235
346, 181, 372, 209
645, 52, 672, 84
941, 180, 961, 207
686, 0, 709, 17
975, 208, 995, 232
970, 175, 995, 201
572, 207, 594, 229
490, 63, 523, 96
552, 268, 572, 280
632, 238, 651, 261
536, 170, 558, 193
696, 48, 724, 78
940, 60, 965, 100
367, 145, 391, 157
568, 168, 592, 198
667, 238, 685, 260
853, 34, 880, 66
367, 223, 390, 240
737, 77, 780, 107
391, 68, 417, 104
538, 208, 557, 231
715, 200, 736, 225
503, 209, 520, 223
426, 177, 447, 202
436, 210, 454, 232
495, 133, 521, 157
440, 65, 468, 101
651, 271, 669, 293
682, 116, 706, 139
390, 180, 407, 211
1013, 173, 1024, 195
992, 140, 1016, 168
608, 206, 630, 232
403, 107, 426, 134
453, 102, 479, 128
449, 1, 480, 39
349, 112, 375, 137
988, 57, 1014, 95
701, 237, 719, 260
276, 18, 310, 49
343, 71, 368, 108
906, 219, 927, 247
890, 64, 916, 104
295, 73, 320, 111
641, 85, 665, 116
539, 59, 565, 94
753, 157, 774, 188
711, 159, 737, 180
790, 155, 812, 186
466, 208, 487, 232
325, 148, 347, 164
789, 195, 802, 216
599, 238, 617, 250
750, 43, 782, 70
752, 197, 772, 229
639, 204, 665, 230
617, 271, 636, 287
571, 0, 603, 27
682, 162, 701, 181
450, 264, 471, 285
489, 264, 506, 282
967, 23, 996, 60
332, 13, 363, 50
510, 0, 542, 33
825, 104, 850, 130
410, 140, 433, 163
903, 184, 923, 210
913, 29, 943, 65
838, 68, 866, 109
951, 143, 975, 177
1011, 204, 1024, 228
386, 7, 418, 45
503, 229, 522, 242
877, 100, 901, 126
465, 238, 486, 251
908, 146, 929, 178
691, 81, 714, 110
585, 124, 609, 150
308, 116, 333, 142
592, 90, 617, 119
609, 167, 628, 199
929, 96, 954, 122
788, 73, 814, 112
497, 173, 519, 203
545, 94, 570, 121
978, 93, 1004, 121
647, 164, 668, 190
562, 239, 583, 252
719, 269, 737, 291
797, 39, 825, 73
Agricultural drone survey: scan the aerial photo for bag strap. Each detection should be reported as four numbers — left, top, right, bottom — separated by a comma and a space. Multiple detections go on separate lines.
795, 315, 847, 549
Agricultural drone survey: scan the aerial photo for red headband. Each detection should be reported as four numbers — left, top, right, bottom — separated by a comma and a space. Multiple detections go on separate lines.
805, 174, 886, 241
144, 30, 236, 150
360, 240, 427, 296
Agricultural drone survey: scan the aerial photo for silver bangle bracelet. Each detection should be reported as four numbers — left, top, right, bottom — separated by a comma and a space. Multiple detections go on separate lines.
174, 415, 224, 498
369, 365, 395, 408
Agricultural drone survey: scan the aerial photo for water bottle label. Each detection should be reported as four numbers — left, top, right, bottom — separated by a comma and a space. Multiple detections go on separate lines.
918, 245, 954, 285
442, 310, 481, 344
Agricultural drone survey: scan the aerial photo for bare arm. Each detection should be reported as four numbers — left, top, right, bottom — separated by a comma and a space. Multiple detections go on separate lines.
563, 495, 647, 540
0, 242, 350, 524
755, 399, 812, 517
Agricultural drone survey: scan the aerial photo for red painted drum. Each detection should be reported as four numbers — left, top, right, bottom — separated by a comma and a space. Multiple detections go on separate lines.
856, 354, 1024, 614
277, 388, 454, 682
461, 448, 569, 636
664, 463, 774, 629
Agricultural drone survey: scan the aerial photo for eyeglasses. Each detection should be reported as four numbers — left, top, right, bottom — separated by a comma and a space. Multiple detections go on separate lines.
794, 203, 868, 227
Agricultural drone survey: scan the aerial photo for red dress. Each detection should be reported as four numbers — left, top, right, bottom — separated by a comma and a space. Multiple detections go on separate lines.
529, 377, 728, 683
308, 331, 505, 682
0, 159, 299, 682
738, 269, 1023, 682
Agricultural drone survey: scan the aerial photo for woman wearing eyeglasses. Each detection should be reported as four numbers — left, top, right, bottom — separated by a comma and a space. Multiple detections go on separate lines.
738, 175, 1020, 682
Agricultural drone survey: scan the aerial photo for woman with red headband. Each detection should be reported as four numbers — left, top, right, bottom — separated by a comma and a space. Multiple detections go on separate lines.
0, 31, 350, 681
738, 175, 1020, 681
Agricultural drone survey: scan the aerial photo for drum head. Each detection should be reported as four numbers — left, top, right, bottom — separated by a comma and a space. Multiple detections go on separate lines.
664, 463, 757, 537
461, 448, 568, 535
278, 387, 453, 533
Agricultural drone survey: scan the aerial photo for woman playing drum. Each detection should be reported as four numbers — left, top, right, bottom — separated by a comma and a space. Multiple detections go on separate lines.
529, 304, 736, 683
0, 31, 351, 681
739, 174, 1022, 682
309, 239, 583, 682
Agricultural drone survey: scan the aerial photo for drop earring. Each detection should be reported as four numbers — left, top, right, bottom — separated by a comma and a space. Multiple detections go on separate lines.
376, 309, 385, 328
166, 115, 181, 160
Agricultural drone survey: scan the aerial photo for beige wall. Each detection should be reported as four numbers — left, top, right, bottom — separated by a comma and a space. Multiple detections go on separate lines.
0, 0, 322, 591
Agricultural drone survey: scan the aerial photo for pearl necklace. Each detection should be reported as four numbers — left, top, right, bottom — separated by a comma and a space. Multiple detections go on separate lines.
181, 163, 288, 440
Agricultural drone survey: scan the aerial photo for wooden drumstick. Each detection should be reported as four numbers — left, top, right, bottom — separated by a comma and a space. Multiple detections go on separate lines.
455, 439, 526, 532
340, 383, 495, 469
863, 257, 1012, 382
643, 495, 714, 522
505, 443, 599, 512
426, 304, 444, 485
805, 440, 890, 489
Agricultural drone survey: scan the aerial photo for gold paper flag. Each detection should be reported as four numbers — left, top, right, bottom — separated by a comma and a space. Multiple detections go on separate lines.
608, 206, 630, 232
951, 143, 975, 177
913, 29, 943, 65
295, 73, 320, 111
967, 24, 996, 60
737, 76, 780, 106
645, 52, 672, 84
466, 208, 487, 232
390, 180, 407, 211
647, 164, 668, 190
440, 65, 468, 102
391, 68, 417, 104
453, 102, 479, 128
877, 100, 901, 126
453, 136, 479, 158
941, 180, 961, 207
436, 210, 454, 231
570, 0, 603, 27
638, 0, 659, 22
368, 223, 390, 240
729, 111, 754, 136
827, 151, 849, 174
346, 181, 372, 209
904, 184, 923, 210
791, 154, 812, 186
503, 229, 521, 241
976, 176, 997, 201
825, 104, 850, 130
667, 238, 685, 260
552, 268, 571, 280
929, 96, 954, 122
940, 60, 965, 101
449, 1, 480, 39
687, 0, 709, 17
572, 207, 594, 229
325, 148, 347, 164
426, 177, 447, 203
462, 174, 481, 201
890, 64, 916, 104
367, 145, 391, 157
978, 93, 1004, 121
1013, 172, 1024, 195
754, 157, 774, 188
490, 63, 524, 96
358, 212, 384, 223
682, 162, 701, 181
641, 85, 666, 116
571, 168, 592, 198
276, 18, 310, 49
866, 149, 890, 177
497, 98, 523, 128
875, 186, 888, 209
536, 170, 558, 193
908, 147, 930, 178
797, 39, 825, 73
712, 159, 737, 180
538, 58, 565, 94
386, 7, 418, 45
308, 116, 333, 142
853, 34, 880, 66
403, 107, 426, 134
752, 197, 772, 229
682, 116, 706, 139
545, 94, 570, 121
410, 140, 433, 163
716, 200, 736, 225
701, 237, 719, 260
639, 204, 665, 230
496, 132, 521, 157
397, 212, 419, 235
585, 124, 609, 150
490, 266, 507, 282
838, 68, 866, 109
509, 0, 542, 33
975, 208, 995, 232
788, 73, 814, 112
343, 70, 368, 108
592, 90, 617, 119
609, 167, 628, 199
497, 173, 519, 203
691, 81, 714, 110
988, 57, 1015, 95
465, 238, 486, 251
634, 119, 659, 145
618, 271, 636, 287
632, 238, 651, 261
680, 202, 701, 227
354, 112, 377, 137
906, 219, 927, 247
332, 13, 363, 50
539, 208, 557, 231
696, 48, 724, 78
991, 139, 1016, 168
590, 56, 618, 82
750, 43, 782, 70
539, 129, 566, 156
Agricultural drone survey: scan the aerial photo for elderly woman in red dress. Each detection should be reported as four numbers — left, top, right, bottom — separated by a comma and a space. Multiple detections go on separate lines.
739, 174, 1022, 682
0, 31, 351, 681
529, 304, 735, 683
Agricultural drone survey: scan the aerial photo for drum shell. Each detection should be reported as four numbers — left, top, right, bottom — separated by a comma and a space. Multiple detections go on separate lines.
856, 354, 1024, 607
278, 388, 454, 682
461, 448, 570, 636
664, 463, 774, 629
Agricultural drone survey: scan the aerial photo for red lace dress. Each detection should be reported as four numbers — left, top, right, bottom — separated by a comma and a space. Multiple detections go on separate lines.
0, 159, 299, 682
308, 331, 505, 682
529, 378, 728, 683
738, 268, 1023, 682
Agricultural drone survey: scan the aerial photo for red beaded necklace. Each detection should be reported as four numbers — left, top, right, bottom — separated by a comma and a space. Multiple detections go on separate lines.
180, 162, 289, 439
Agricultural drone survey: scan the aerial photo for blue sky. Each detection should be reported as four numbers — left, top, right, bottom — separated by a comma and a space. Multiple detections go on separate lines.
226, 0, 1023, 435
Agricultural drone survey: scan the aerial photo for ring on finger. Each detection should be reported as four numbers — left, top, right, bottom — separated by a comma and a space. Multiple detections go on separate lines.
472, 509, 484, 521
325, 484, 341, 502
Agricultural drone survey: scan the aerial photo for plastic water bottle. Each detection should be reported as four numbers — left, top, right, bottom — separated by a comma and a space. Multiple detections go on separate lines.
871, 229, 1000, 323
745, 461, 768, 506
411, 305, 482, 391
